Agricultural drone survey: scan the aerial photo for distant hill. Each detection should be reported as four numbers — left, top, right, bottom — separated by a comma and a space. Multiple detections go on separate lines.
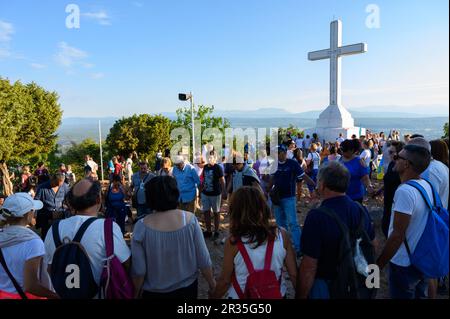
57, 106, 448, 146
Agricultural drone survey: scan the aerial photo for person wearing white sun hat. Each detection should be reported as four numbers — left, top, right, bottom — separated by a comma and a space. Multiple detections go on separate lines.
0, 193, 58, 299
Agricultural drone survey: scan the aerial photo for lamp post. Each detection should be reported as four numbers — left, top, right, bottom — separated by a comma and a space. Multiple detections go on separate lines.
178, 92, 195, 162
98, 120, 104, 181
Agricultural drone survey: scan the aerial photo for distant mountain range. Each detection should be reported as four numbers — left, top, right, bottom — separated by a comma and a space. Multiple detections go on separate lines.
57, 106, 448, 146
157, 105, 448, 119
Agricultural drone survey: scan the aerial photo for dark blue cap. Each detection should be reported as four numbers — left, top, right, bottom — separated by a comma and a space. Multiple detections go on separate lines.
277, 144, 287, 153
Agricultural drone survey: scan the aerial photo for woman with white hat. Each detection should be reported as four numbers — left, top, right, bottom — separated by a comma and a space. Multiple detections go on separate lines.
0, 193, 58, 299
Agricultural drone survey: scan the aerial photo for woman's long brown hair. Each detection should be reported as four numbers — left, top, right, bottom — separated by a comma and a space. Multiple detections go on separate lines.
229, 186, 277, 249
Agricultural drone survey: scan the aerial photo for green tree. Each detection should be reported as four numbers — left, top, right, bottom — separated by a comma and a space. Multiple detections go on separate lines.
0, 78, 62, 165
57, 138, 101, 178
443, 122, 449, 138
106, 114, 172, 168
172, 104, 231, 142
278, 124, 305, 144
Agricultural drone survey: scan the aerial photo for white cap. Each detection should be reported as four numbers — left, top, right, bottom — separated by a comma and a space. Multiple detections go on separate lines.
174, 155, 185, 165
1, 193, 43, 218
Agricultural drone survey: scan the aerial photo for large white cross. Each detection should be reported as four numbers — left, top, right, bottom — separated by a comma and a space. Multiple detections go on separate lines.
308, 20, 367, 107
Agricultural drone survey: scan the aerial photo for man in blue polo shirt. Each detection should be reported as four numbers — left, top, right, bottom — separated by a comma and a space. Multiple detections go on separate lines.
270, 145, 315, 256
172, 155, 201, 213
297, 161, 375, 299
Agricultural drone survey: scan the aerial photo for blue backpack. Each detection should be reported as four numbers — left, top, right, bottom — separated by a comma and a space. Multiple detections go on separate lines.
50, 218, 99, 299
404, 179, 449, 278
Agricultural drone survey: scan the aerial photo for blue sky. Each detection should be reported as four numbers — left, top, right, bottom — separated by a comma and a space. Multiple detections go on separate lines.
0, 0, 448, 117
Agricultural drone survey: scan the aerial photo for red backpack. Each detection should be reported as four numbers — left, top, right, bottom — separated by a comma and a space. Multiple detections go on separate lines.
232, 237, 282, 299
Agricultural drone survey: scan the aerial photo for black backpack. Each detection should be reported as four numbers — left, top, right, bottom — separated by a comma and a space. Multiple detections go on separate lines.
318, 203, 376, 299
50, 218, 99, 299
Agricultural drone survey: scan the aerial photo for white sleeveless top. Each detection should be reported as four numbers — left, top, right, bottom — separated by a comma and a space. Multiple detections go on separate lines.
227, 231, 287, 299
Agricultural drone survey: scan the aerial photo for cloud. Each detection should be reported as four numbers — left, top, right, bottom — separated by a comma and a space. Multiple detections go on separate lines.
82, 11, 111, 26
0, 47, 11, 58
54, 42, 88, 68
90, 72, 105, 79
0, 20, 14, 42
0, 20, 14, 59
30, 63, 47, 69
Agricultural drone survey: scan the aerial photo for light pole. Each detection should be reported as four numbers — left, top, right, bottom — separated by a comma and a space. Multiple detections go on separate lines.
178, 92, 195, 162
98, 120, 104, 181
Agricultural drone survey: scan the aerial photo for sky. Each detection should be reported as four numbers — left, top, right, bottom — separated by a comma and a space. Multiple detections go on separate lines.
0, 0, 448, 118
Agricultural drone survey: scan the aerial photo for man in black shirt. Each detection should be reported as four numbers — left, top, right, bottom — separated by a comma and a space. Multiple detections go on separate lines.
201, 151, 226, 239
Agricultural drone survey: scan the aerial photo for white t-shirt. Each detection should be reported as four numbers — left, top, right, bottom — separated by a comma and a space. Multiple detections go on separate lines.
126, 158, 133, 174
295, 138, 304, 149
306, 152, 320, 170
0, 239, 45, 293
389, 179, 433, 267
287, 150, 294, 160
44, 215, 131, 285
421, 160, 449, 210
337, 137, 345, 144
360, 149, 372, 168
86, 160, 98, 172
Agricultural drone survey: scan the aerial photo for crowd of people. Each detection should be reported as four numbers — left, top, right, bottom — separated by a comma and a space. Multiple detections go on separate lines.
0, 129, 448, 300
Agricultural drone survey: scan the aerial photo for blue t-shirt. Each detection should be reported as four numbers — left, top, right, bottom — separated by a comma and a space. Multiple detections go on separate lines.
301, 195, 375, 280
340, 157, 368, 200
272, 159, 305, 199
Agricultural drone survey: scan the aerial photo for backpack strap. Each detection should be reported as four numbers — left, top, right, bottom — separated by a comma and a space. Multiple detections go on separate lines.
52, 219, 62, 248
317, 206, 350, 238
231, 238, 255, 300
353, 201, 368, 234
236, 239, 256, 274
231, 271, 245, 299
104, 218, 114, 258
0, 248, 28, 299
73, 217, 98, 243
422, 178, 443, 209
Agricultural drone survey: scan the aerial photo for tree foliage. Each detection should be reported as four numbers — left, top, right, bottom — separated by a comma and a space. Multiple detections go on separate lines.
0, 78, 62, 165
443, 122, 449, 139
106, 114, 172, 168
278, 124, 304, 144
55, 138, 101, 178
172, 104, 231, 142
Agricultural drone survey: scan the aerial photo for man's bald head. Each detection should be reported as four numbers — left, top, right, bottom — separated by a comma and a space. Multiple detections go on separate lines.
66, 178, 102, 212
72, 178, 94, 197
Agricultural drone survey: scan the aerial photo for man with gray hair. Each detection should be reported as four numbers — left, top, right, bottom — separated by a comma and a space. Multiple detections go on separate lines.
297, 161, 375, 299
408, 137, 449, 210
377, 142, 434, 299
